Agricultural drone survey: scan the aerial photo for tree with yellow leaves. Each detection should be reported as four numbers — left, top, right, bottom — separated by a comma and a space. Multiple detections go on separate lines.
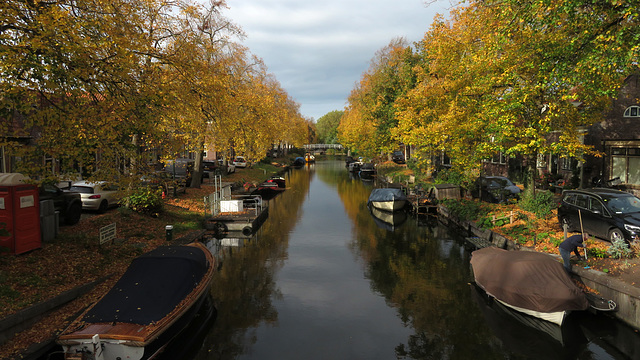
338, 38, 418, 158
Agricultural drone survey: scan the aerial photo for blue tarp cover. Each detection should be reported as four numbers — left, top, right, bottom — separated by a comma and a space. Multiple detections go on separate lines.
367, 188, 406, 204
83, 245, 208, 325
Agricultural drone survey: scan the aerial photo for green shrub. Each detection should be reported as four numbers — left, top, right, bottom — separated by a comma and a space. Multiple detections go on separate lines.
442, 199, 486, 222
588, 247, 607, 259
434, 168, 465, 186
607, 238, 633, 259
518, 190, 557, 219
123, 187, 163, 215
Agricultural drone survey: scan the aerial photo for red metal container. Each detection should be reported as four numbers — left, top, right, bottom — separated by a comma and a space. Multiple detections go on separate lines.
0, 174, 41, 254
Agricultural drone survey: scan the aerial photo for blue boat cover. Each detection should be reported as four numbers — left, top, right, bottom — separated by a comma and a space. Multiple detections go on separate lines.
83, 245, 209, 325
367, 188, 406, 204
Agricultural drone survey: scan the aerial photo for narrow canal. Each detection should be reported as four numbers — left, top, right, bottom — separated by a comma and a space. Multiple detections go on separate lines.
187, 160, 640, 360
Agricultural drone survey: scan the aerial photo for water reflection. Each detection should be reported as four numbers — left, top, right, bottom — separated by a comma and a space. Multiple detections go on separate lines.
192, 160, 639, 360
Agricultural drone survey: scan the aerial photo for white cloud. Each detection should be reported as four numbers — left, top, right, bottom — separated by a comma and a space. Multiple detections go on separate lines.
223, 0, 451, 120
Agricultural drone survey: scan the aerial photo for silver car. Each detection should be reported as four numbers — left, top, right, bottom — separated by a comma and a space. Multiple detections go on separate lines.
70, 181, 121, 213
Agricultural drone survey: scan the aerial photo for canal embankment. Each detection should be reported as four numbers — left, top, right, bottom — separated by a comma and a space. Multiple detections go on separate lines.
437, 203, 640, 331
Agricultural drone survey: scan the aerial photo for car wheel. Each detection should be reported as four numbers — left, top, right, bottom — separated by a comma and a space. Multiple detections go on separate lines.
65, 202, 82, 225
98, 200, 108, 213
608, 228, 625, 243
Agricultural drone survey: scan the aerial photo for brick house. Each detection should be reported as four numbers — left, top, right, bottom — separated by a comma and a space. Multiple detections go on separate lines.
586, 75, 640, 196
488, 75, 640, 196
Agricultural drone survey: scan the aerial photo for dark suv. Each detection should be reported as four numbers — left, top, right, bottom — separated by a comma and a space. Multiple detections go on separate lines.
39, 183, 83, 225
557, 188, 640, 242
392, 151, 405, 164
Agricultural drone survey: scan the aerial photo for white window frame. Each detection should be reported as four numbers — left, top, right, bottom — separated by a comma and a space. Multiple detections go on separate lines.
624, 105, 640, 117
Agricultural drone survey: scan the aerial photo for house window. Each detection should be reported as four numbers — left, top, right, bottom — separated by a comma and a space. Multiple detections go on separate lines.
537, 153, 547, 168
611, 147, 640, 185
624, 106, 640, 117
490, 152, 506, 165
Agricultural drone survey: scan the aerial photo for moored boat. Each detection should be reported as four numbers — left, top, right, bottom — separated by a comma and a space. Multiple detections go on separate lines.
304, 153, 315, 163
266, 176, 286, 188
470, 247, 589, 326
348, 161, 361, 173
292, 157, 305, 167
367, 188, 407, 212
57, 242, 215, 360
253, 181, 284, 197
359, 162, 376, 178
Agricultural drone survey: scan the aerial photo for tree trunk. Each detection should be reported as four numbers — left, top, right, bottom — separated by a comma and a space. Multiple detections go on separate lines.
190, 147, 204, 188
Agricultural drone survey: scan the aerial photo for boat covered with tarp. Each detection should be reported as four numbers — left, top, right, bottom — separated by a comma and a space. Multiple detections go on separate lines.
367, 188, 407, 212
470, 247, 588, 326
58, 242, 215, 360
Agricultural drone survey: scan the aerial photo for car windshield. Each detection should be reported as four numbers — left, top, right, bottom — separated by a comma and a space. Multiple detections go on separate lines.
605, 195, 640, 214
487, 178, 513, 187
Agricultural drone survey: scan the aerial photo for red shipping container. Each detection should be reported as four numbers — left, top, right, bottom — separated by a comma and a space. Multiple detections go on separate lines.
0, 174, 41, 255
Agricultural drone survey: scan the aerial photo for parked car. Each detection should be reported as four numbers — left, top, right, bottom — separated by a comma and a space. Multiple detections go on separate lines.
163, 158, 194, 186
140, 171, 173, 194
557, 188, 640, 242
471, 176, 521, 203
392, 151, 405, 164
233, 156, 248, 168
218, 159, 236, 174
38, 183, 83, 225
69, 181, 121, 213
202, 160, 218, 177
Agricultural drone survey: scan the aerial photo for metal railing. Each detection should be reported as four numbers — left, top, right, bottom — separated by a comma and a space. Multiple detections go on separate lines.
204, 184, 263, 217
303, 144, 344, 150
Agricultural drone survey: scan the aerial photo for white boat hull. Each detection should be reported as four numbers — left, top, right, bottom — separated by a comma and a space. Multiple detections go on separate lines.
496, 299, 566, 326
370, 200, 406, 212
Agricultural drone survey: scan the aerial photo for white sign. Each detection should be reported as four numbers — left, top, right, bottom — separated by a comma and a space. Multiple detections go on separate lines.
20, 195, 34, 208
99, 223, 116, 244
0, 198, 4, 210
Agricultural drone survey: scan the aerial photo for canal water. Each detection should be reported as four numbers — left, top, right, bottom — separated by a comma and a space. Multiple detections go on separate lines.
185, 160, 640, 360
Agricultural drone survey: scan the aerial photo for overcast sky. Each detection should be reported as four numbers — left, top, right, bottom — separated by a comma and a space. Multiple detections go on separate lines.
223, 0, 453, 121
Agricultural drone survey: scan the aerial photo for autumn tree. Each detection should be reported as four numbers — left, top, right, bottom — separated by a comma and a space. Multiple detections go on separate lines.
315, 110, 343, 144
338, 38, 418, 158
394, 1, 623, 187
1, 0, 199, 182
1, 0, 307, 188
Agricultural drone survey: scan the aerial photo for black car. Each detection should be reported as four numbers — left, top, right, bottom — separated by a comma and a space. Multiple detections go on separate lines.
557, 188, 640, 242
39, 183, 83, 225
471, 176, 521, 203
392, 151, 405, 164
202, 160, 219, 179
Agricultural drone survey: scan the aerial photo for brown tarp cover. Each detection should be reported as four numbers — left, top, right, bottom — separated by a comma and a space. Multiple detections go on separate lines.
471, 247, 588, 313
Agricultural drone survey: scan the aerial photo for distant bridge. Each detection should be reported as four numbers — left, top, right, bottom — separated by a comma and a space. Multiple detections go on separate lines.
303, 144, 344, 150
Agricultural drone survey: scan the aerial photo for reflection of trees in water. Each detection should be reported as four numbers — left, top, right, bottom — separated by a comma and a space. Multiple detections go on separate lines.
333, 170, 506, 359
197, 167, 313, 360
